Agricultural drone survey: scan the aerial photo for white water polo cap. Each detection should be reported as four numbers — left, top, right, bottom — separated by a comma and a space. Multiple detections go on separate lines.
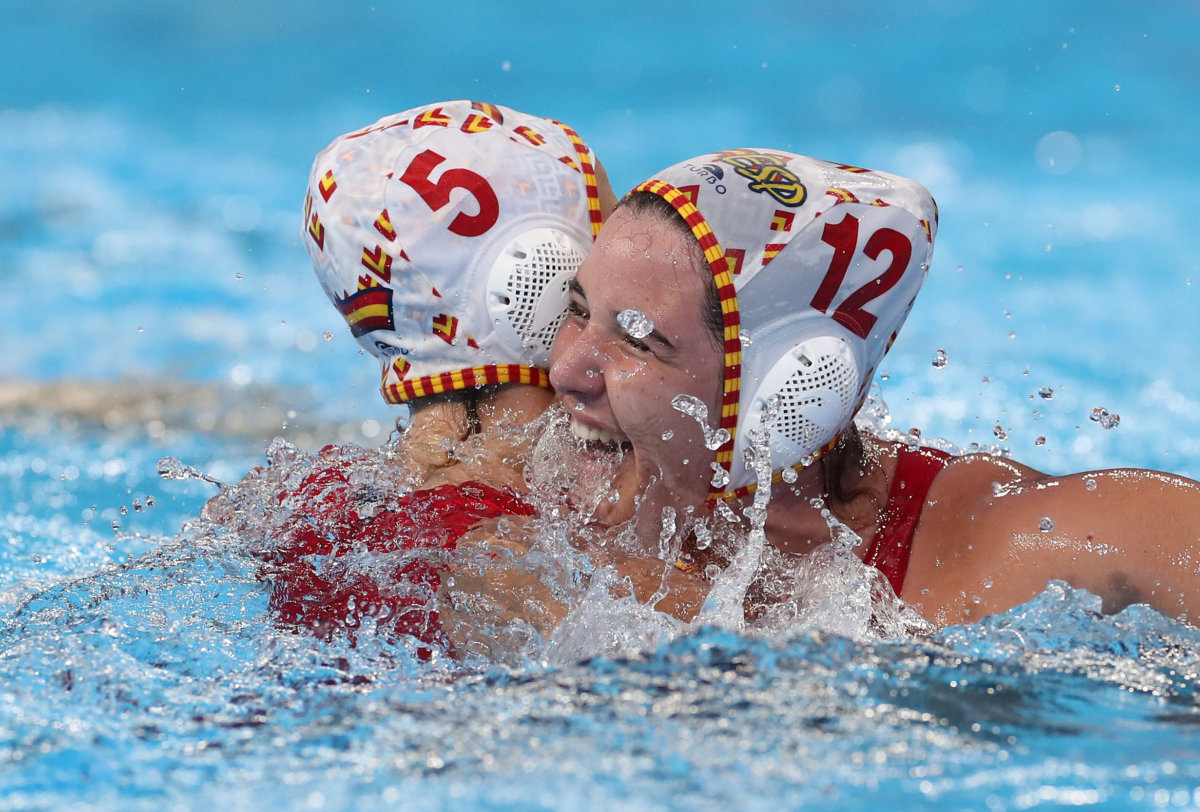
303, 100, 604, 404
632, 149, 937, 498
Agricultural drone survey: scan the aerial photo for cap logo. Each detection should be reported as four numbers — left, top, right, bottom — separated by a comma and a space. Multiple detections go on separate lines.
716, 150, 807, 207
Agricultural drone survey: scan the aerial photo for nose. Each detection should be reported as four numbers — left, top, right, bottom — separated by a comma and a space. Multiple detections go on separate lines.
549, 319, 607, 402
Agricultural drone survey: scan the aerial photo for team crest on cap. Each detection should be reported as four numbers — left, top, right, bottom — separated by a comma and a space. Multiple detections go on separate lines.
715, 150, 807, 207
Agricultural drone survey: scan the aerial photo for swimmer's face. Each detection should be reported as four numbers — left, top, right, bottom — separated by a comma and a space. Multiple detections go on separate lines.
549, 205, 724, 530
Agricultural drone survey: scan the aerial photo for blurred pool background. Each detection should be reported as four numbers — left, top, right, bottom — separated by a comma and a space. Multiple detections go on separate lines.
5, 0, 1199, 482
3, 3, 1200, 808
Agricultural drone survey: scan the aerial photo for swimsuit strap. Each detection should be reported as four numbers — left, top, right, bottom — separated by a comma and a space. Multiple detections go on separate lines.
860, 446, 951, 595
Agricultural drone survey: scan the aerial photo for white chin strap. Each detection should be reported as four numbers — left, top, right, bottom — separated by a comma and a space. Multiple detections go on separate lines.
487, 227, 588, 367
731, 335, 860, 483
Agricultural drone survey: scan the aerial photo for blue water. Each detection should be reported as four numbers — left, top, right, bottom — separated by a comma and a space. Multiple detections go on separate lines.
4, 1, 1200, 808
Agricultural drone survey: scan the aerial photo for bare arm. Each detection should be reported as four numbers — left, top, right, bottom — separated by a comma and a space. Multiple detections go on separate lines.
903, 455, 1200, 626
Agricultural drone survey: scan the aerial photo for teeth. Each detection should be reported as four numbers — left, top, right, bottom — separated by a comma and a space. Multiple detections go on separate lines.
569, 420, 626, 445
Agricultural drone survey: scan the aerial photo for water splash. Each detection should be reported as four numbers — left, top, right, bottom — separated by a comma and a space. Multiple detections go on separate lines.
671, 394, 731, 450
157, 456, 226, 488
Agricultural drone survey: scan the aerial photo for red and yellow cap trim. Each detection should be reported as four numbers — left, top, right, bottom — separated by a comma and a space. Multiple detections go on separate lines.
382, 363, 552, 404
551, 119, 604, 240
632, 179, 743, 502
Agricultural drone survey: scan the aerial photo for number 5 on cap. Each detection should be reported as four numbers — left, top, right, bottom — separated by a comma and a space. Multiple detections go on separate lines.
399, 149, 501, 238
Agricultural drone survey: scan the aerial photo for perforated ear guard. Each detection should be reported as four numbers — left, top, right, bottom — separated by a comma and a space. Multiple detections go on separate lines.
737, 336, 861, 470
486, 226, 589, 368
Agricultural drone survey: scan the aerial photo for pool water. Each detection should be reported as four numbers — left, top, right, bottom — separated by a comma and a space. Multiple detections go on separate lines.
4, 1, 1200, 808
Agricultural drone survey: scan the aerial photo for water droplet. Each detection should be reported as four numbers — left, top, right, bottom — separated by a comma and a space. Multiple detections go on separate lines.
1090, 407, 1121, 429
111, 520, 121, 532
714, 500, 738, 523
235, 273, 244, 280
156, 456, 222, 487
709, 462, 730, 488
993, 425, 1008, 441
1035, 436, 1046, 446
119, 505, 129, 516
781, 467, 798, 484
617, 309, 654, 339
657, 507, 678, 558
132, 499, 143, 512
931, 349, 948, 369
671, 394, 730, 450
1114, 84, 1121, 92
982, 577, 994, 589
661, 430, 674, 441
145, 495, 156, 508
322, 331, 333, 341
704, 564, 722, 580
1039, 516, 1055, 533
1008, 331, 1017, 339
738, 330, 753, 346
1038, 387, 1054, 400
1084, 477, 1098, 491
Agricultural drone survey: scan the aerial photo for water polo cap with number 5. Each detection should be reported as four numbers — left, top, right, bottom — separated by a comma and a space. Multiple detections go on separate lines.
633, 149, 937, 498
303, 100, 604, 404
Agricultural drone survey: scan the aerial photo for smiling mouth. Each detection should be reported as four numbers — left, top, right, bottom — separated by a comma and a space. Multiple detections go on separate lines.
568, 419, 631, 452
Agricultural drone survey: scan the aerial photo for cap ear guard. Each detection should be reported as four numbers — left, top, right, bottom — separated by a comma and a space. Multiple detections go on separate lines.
486, 226, 587, 368
733, 336, 860, 482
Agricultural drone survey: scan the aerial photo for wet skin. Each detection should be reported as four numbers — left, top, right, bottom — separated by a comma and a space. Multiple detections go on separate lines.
548, 206, 725, 534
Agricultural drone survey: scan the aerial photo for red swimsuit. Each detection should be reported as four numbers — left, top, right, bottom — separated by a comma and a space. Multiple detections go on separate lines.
859, 446, 951, 595
262, 445, 949, 650
261, 462, 534, 655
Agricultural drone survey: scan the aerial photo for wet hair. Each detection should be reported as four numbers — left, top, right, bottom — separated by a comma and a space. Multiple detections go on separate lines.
616, 191, 870, 510
618, 192, 725, 347
408, 383, 506, 434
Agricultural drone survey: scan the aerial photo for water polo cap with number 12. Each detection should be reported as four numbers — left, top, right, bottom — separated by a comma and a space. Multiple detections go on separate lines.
633, 149, 937, 499
303, 100, 604, 404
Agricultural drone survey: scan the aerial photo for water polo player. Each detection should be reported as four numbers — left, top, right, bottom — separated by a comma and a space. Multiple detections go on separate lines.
263, 100, 614, 653
550, 148, 1200, 626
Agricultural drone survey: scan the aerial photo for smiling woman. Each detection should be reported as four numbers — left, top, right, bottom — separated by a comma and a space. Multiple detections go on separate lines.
557, 148, 1200, 629
549, 196, 726, 532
